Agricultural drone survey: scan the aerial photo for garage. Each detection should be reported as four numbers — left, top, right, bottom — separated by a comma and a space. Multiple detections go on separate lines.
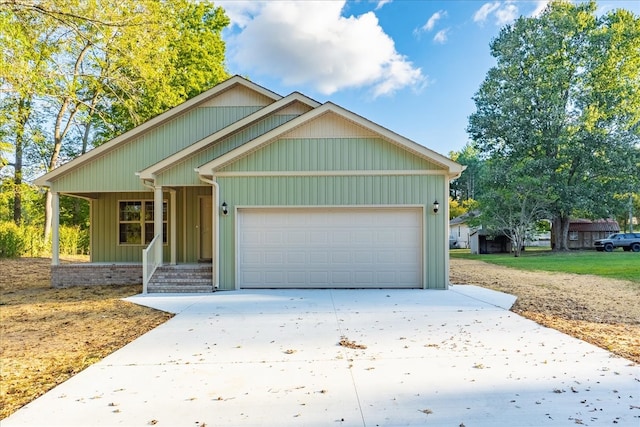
237, 207, 423, 288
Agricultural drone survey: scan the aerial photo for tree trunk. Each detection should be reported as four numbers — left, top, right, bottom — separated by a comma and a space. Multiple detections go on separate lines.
43, 98, 69, 239
43, 42, 90, 239
552, 215, 571, 251
13, 98, 31, 225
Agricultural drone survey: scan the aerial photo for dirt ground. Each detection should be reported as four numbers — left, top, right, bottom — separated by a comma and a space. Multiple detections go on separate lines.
0, 258, 173, 419
450, 258, 640, 363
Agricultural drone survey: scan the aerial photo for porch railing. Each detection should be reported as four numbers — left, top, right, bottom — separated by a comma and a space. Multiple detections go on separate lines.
142, 234, 162, 294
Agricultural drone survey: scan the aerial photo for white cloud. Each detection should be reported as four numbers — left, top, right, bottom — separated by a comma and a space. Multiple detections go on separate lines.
218, 1, 262, 29
531, 0, 550, 17
473, 2, 501, 23
495, 3, 519, 25
433, 28, 449, 44
375, 0, 392, 11
224, 1, 425, 97
422, 10, 447, 32
473, 1, 520, 26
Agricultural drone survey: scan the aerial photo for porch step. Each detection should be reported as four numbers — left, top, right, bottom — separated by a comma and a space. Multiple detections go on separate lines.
147, 265, 214, 293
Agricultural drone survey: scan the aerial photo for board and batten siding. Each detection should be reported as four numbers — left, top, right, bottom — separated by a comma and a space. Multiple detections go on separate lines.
90, 187, 211, 263
217, 174, 447, 290
199, 83, 279, 107
156, 114, 301, 186
218, 137, 442, 173
51, 106, 263, 193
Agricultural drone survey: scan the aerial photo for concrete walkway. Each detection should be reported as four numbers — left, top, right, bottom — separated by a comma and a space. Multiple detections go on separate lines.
3, 286, 638, 426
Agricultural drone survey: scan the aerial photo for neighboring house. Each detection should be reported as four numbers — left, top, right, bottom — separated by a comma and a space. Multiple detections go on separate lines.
469, 228, 512, 254
35, 76, 464, 292
552, 219, 621, 250
449, 211, 478, 249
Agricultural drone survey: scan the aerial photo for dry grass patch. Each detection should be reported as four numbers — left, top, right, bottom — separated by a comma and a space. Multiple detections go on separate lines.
0, 258, 172, 419
450, 258, 640, 364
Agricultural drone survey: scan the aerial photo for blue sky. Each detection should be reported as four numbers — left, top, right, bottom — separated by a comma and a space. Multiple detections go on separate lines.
216, 0, 640, 158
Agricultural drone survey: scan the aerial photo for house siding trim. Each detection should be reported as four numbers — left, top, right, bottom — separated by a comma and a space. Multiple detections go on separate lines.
214, 170, 450, 177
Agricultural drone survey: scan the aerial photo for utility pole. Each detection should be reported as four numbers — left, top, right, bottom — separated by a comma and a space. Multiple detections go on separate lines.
630, 194, 634, 233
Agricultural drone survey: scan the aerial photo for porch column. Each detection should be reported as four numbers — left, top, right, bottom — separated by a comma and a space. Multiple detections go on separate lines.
51, 191, 60, 266
154, 186, 163, 266
170, 190, 176, 265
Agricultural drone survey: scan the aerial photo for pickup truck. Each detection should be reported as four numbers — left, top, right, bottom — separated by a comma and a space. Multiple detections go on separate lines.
594, 233, 640, 252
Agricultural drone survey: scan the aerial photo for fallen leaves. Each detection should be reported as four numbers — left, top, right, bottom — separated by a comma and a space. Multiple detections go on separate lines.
338, 336, 367, 350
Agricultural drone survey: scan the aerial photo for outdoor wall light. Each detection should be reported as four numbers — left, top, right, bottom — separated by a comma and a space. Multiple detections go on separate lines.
221, 202, 228, 216
433, 200, 439, 214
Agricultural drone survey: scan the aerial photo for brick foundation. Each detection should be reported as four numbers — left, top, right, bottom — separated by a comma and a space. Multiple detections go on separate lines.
51, 264, 143, 288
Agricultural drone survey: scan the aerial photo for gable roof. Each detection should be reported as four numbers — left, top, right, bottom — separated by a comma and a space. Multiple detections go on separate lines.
569, 219, 620, 233
35, 76, 464, 188
450, 210, 479, 226
137, 92, 320, 180
197, 102, 465, 179
34, 76, 282, 186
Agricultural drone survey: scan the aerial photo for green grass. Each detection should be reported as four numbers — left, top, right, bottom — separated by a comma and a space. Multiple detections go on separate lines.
450, 248, 640, 283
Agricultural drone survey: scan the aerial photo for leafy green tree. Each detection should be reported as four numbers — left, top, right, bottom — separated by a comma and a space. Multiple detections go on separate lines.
449, 142, 483, 202
0, 7, 54, 224
1, 0, 230, 237
468, 0, 640, 250
94, 0, 230, 144
449, 197, 477, 220
476, 159, 550, 256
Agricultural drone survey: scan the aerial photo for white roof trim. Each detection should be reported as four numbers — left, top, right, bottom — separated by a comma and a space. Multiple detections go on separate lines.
197, 102, 464, 177
34, 76, 282, 187
137, 92, 320, 180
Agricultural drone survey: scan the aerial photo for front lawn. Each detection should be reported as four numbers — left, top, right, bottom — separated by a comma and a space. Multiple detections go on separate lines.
450, 249, 640, 284
0, 258, 173, 419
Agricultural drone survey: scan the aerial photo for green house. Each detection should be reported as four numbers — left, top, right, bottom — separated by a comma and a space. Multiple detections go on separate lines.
35, 76, 464, 292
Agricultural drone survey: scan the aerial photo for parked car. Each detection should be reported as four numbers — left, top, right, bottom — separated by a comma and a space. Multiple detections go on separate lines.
594, 233, 640, 252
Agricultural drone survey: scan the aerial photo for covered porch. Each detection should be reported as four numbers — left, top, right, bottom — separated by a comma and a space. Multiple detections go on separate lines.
48, 185, 220, 293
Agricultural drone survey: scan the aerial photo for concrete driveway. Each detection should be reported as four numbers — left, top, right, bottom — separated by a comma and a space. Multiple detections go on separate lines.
3, 286, 638, 426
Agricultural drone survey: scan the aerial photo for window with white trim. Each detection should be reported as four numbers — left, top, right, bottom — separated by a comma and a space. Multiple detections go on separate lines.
118, 200, 167, 245
569, 231, 579, 241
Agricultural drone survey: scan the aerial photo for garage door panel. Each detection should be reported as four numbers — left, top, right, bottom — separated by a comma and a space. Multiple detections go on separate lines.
264, 231, 283, 243
287, 252, 306, 264
309, 231, 328, 244
264, 252, 283, 264
237, 208, 422, 288
309, 271, 329, 283
309, 251, 329, 264
354, 251, 373, 264
286, 271, 305, 284
242, 251, 263, 265
241, 271, 262, 285
265, 271, 284, 284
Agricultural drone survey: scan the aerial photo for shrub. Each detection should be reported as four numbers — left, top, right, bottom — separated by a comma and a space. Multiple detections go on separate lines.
59, 225, 89, 255
0, 222, 25, 258
20, 225, 48, 257
0, 223, 89, 257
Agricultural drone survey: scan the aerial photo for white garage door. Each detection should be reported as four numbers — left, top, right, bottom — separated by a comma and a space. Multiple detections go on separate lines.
237, 207, 423, 288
